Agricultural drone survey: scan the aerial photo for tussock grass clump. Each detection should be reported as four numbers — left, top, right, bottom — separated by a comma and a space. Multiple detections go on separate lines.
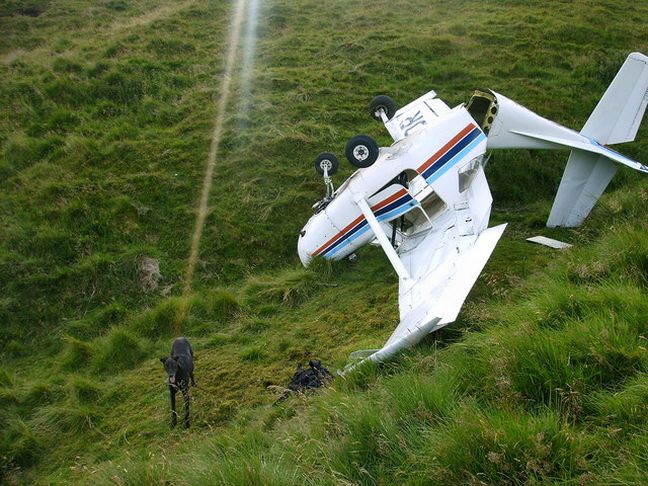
131, 297, 185, 337
167, 432, 303, 486
96, 456, 169, 486
240, 317, 270, 335
0, 368, 19, 405
0, 1, 49, 17
92, 329, 145, 373
567, 224, 648, 287
384, 369, 460, 424
586, 372, 648, 431
316, 393, 410, 481
240, 347, 268, 362
64, 302, 127, 339
1, 132, 41, 171
131, 291, 241, 337
65, 376, 103, 404
0, 367, 15, 387
421, 404, 586, 484
193, 288, 241, 324
59, 335, 94, 370
21, 380, 58, 407
32, 402, 101, 435
0, 369, 59, 406
0, 416, 42, 472
205, 332, 230, 347
243, 259, 335, 307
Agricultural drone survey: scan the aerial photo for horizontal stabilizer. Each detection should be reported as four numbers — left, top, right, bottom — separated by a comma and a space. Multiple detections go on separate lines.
546, 52, 648, 227
510, 130, 648, 173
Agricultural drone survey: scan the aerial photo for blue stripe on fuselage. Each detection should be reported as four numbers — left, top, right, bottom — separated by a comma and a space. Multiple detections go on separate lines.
321, 127, 486, 259
424, 132, 486, 185
321, 193, 414, 258
325, 200, 417, 258
421, 127, 483, 180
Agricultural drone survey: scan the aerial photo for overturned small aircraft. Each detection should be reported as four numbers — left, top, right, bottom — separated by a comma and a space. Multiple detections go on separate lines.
297, 52, 648, 373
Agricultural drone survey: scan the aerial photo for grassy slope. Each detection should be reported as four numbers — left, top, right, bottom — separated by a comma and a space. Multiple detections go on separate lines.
0, 0, 647, 484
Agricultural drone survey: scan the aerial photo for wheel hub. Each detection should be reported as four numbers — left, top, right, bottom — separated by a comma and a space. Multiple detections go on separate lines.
353, 145, 369, 161
319, 159, 333, 171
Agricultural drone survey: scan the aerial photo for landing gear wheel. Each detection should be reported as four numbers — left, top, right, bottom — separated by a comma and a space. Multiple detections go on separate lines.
369, 95, 397, 121
314, 152, 339, 175
345, 135, 379, 168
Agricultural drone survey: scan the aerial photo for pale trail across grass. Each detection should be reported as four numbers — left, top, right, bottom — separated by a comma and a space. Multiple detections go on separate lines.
0, 0, 197, 65
181, 0, 248, 324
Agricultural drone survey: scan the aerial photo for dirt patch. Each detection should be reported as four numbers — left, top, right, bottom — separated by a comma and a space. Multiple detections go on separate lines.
1, 49, 26, 65
0, 3, 46, 17
137, 256, 161, 293
17, 7, 43, 17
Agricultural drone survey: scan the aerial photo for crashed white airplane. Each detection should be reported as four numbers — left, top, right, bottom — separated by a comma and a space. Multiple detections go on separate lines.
297, 52, 648, 372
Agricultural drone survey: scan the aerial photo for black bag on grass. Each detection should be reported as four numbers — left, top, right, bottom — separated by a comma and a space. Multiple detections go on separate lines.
288, 359, 332, 391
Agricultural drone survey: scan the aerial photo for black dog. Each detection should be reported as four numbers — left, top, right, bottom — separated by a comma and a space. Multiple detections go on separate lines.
159, 337, 195, 428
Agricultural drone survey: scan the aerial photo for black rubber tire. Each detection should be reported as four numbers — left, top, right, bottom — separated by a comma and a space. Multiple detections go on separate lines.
314, 152, 339, 175
369, 95, 397, 121
345, 135, 379, 168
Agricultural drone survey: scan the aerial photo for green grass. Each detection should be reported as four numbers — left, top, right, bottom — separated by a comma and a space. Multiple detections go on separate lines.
1, 0, 648, 484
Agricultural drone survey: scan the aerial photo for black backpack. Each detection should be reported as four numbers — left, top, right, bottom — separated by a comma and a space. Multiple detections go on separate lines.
288, 359, 331, 391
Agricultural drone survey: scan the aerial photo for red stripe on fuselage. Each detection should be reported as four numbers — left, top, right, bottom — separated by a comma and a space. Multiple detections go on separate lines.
311, 123, 477, 258
416, 123, 475, 174
313, 188, 408, 256
370, 188, 408, 212
313, 214, 364, 256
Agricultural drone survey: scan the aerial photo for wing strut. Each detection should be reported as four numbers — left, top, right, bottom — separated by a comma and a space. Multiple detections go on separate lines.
354, 195, 410, 281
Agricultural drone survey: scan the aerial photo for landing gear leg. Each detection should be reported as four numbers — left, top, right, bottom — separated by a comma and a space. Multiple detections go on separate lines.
323, 166, 334, 199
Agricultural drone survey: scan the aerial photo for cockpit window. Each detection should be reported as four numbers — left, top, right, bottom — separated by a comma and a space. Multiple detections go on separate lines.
368, 170, 415, 199
458, 156, 482, 193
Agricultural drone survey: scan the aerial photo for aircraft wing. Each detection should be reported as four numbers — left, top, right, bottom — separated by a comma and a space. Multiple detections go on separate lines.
340, 204, 506, 375
388, 223, 507, 346
340, 219, 506, 375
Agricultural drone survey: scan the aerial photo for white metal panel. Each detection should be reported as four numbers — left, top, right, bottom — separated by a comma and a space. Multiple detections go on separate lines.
486, 92, 585, 150
463, 165, 492, 235
384, 90, 450, 141
581, 52, 648, 145
546, 151, 617, 228
388, 223, 507, 346
526, 236, 572, 249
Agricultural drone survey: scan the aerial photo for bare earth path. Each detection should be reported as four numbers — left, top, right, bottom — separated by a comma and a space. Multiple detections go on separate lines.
1, 0, 197, 65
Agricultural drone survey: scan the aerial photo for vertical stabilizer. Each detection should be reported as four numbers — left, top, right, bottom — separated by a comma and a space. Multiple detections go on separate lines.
548, 53, 648, 227
580, 52, 648, 144
547, 151, 617, 227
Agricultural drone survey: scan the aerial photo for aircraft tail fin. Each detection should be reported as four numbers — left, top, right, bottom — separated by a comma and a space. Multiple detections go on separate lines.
546, 151, 617, 228
547, 52, 648, 227
580, 52, 648, 145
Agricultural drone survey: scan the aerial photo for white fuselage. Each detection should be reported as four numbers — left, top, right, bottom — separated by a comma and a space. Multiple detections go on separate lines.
296, 52, 648, 372
298, 98, 491, 268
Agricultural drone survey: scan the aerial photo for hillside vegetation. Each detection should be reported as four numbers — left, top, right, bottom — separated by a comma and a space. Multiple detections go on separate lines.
1, 0, 647, 484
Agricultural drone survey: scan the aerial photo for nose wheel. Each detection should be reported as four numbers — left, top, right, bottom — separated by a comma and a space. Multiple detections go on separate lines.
314, 152, 339, 176
314, 152, 339, 200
